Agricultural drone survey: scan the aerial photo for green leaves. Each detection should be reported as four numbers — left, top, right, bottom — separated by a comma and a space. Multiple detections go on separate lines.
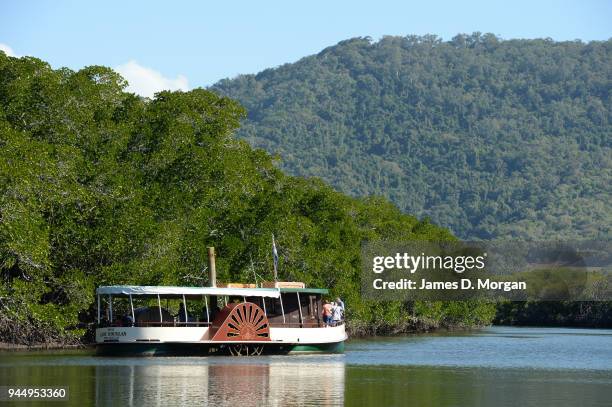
0, 53, 493, 344
212, 34, 611, 241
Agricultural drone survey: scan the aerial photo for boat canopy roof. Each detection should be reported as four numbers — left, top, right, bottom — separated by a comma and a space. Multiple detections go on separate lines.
97, 285, 282, 298
279, 287, 329, 295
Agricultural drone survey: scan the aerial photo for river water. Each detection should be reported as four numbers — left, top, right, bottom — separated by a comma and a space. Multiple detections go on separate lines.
0, 326, 611, 406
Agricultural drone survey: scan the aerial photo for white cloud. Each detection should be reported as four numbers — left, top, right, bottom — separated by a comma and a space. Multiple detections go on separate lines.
0, 43, 18, 57
115, 60, 189, 98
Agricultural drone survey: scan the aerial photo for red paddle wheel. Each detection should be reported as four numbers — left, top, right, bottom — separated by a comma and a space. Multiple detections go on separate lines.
210, 302, 271, 341
209, 302, 270, 356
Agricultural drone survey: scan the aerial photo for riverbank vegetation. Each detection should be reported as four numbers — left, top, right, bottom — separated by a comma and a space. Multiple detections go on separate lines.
495, 301, 612, 328
0, 52, 496, 345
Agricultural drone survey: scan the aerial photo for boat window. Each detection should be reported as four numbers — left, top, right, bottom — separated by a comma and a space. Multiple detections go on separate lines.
105, 297, 134, 327
133, 306, 174, 326
263, 297, 284, 323
303, 295, 314, 317
96, 295, 211, 327
308, 295, 315, 317
280, 293, 301, 324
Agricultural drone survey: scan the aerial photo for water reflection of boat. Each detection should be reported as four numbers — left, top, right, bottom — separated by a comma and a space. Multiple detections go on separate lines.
94, 360, 345, 406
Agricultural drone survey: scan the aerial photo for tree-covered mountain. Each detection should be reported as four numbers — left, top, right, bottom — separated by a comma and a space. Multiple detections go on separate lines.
211, 34, 611, 240
0, 52, 496, 345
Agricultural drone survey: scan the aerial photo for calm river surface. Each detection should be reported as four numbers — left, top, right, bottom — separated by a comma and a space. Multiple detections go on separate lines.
1, 326, 611, 406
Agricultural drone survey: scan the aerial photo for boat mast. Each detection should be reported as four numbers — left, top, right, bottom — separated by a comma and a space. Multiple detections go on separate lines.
208, 247, 217, 317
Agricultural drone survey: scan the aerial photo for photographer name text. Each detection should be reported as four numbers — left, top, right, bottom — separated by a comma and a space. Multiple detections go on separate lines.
371, 252, 526, 292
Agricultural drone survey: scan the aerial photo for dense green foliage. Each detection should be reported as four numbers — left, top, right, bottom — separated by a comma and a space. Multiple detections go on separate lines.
495, 301, 612, 328
0, 53, 495, 344
212, 34, 611, 240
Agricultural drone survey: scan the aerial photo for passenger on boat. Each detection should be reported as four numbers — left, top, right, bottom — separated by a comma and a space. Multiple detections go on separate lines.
177, 303, 187, 325
178, 303, 200, 325
322, 301, 333, 326
336, 297, 345, 315
121, 314, 134, 327
331, 302, 343, 326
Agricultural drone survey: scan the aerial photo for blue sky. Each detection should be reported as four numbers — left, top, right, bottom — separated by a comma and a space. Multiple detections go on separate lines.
1, 0, 610, 96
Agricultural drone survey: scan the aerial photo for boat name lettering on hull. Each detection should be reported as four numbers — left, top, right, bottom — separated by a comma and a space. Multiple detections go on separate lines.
100, 329, 127, 337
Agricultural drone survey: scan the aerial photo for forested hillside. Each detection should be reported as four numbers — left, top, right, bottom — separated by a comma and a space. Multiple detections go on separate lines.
0, 53, 495, 345
212, 34, 611, 240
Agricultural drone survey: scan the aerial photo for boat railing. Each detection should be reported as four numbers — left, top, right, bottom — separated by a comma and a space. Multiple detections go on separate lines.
101, 320, 344, 329
136, 321, 212, 327
104, 321, 213, 328
268, 320, 344, 328
270, 322, 320, 328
